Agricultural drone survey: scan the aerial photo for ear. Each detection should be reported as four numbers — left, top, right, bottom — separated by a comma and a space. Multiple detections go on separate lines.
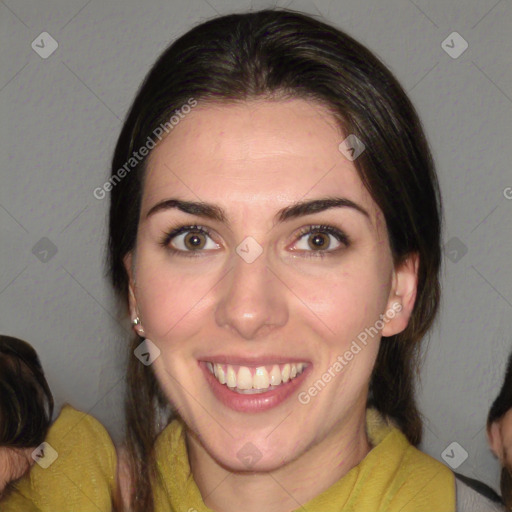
488, 421, 505, 463
123, 252, 143, 336
381, 253, 419, 337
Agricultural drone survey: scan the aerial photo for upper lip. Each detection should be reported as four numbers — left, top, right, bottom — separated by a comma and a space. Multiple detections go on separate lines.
199, 355, 311, 366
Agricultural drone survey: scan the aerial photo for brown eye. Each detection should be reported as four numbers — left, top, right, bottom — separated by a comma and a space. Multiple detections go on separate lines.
184, 232, 207, 250
307, 232, 331, 250
166, 227, 219, 253
291, 225, 349, 255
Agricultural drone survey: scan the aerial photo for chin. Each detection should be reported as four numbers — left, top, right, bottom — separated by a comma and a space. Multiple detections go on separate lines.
200, 431, 303, 473
217, 449, 296, 473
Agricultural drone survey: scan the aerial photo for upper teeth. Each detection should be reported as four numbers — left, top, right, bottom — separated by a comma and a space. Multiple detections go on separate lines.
206, 362, 307, 392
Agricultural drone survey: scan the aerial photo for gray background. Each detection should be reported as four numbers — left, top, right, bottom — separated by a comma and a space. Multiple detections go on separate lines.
1, 0, 511, 494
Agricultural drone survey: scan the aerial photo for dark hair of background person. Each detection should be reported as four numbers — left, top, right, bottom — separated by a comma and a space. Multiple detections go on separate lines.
488, 350, 512, 427
0, 335, 54, 448
107, 9, 443, 510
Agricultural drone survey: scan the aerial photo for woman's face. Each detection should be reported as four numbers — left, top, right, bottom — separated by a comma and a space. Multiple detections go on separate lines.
499, 409, 512, 467
126, 98, 417, 471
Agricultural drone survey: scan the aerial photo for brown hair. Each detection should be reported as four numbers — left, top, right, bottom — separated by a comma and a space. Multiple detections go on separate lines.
0, 335, 54, 448
108, 9, 442, 510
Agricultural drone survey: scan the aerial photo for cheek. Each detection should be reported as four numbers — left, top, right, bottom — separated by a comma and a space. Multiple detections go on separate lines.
291, 258, 392, 344
502, 414, 512, 464
133, 252, 217, 341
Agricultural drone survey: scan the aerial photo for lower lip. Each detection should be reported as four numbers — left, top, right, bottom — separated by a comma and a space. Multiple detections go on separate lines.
199, 362, 311, 413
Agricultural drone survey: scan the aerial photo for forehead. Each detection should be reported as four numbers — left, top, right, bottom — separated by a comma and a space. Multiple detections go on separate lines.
142, 99, 378, 221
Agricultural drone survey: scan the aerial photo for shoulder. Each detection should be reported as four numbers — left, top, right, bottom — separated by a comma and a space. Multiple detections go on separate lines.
51, 402, 115, 441
400, 440, 456, 500
382, 429, 457, 511
0, 404, 118, 512
40, 403, 117, 477
363, 409, 456, 509
367, 408, 453, 484
402, 441, 454, 480
368, 411, 455, 486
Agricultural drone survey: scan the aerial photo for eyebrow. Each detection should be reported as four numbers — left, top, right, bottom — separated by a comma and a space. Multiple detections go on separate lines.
145, 197, 369, 224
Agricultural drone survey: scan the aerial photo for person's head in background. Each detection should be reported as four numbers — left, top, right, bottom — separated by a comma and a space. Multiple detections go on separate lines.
488, 350, 512, 510
108, 9, 442, 510
0, 335, 54, 497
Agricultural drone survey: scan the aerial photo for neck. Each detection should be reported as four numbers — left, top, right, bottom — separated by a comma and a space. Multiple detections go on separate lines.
187, 406, 371, 512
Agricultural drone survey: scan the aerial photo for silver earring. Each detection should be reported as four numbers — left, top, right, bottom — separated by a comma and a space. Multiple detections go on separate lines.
132, 316, 145, 336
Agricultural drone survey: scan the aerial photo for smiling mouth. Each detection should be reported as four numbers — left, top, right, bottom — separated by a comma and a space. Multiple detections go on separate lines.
205, 362, 308, 394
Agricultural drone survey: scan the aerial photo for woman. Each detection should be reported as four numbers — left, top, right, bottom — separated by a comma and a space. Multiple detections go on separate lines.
111, 8, 454, 511
2, 8, 471, 512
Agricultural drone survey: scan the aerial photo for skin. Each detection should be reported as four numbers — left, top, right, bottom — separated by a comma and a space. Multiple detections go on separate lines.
498, 409, 512, 469
489, 408, 512, 508
125, 98, 418, 512
492, 410, 512, 468
0, 446, 35, 496
115, 445, 131, 510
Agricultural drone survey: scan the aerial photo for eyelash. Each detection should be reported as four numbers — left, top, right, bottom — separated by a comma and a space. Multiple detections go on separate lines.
159, 224, 351, 258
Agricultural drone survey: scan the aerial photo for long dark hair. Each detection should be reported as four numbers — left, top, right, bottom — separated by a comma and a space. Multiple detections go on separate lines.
108, 9, 442, 510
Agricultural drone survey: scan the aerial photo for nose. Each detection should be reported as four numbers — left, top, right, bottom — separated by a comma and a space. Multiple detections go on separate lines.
214, 254, 288, 340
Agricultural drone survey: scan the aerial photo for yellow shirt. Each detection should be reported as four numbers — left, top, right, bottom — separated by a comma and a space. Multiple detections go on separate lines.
1, 405, 455, 511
